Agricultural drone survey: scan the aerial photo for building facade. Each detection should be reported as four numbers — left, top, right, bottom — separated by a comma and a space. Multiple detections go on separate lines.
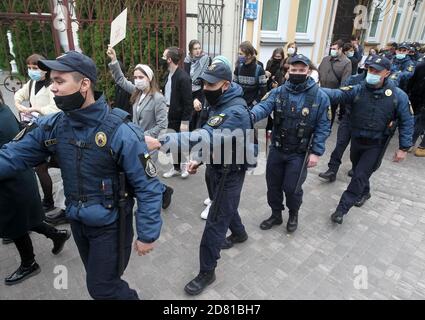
187, 0, 425, 67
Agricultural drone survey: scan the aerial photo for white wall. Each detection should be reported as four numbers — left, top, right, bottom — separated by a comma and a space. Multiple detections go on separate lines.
186, 0, 199, 52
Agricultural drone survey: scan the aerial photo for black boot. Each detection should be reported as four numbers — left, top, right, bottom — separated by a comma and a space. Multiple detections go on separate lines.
5, 261, 41, 286
319, 169, 336, 182
45, 209, 69, 226
51, 230, 71, 255
184, 270, 216, 295
162, 186, 174, 209
221, 231, 248, 250
331, 211, 344, 224
355, 193, 371, 207
286, 211, 298, 233
260, 212, 283, 230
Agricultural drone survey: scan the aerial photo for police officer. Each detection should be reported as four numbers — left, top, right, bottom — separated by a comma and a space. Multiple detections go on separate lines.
390, 42, 416, 92
322, 55, 414, 224
0, 51, 164, 299
250, 54, 331, 233
319, 56, 372, 182
159, 60, 255, 295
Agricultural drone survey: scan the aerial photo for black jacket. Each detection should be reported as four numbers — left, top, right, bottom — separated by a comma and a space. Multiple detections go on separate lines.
163, 68, 193, 122
0, 103, 45, 238
407, 61, 425, 114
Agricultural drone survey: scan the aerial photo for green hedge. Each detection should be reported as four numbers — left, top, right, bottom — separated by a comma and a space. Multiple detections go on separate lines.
0, 0, 181, 102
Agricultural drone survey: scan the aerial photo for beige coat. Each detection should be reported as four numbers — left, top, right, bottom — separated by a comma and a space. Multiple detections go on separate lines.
14, 80, 60, 115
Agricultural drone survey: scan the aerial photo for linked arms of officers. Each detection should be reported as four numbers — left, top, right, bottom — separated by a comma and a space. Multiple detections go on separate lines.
0, 117, 53, 179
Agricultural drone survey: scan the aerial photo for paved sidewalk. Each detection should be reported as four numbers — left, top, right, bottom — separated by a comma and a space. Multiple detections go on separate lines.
1, 72, 425, 299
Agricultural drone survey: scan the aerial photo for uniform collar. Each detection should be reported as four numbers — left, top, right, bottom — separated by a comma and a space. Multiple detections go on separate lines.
65, 92, 109, 128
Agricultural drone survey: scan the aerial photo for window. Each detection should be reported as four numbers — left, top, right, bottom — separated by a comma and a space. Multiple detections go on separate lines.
296, 0, 311, 33
369, 7, 381, 38
391, 13, 401, 38
261, 0, 280, 31
391, 0, 407, 40
408, 16, 417, 40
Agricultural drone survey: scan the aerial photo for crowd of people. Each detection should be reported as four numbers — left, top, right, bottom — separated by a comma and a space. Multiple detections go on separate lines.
0, 35, 423, 299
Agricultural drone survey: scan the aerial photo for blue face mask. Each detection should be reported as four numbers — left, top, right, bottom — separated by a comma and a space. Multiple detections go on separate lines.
396, 53, 406, 60
28, 69, 43, 81
347, 51, 354, 58
366, 73, 382, 85
238, 56, 247, 64
330, 49, 338, 57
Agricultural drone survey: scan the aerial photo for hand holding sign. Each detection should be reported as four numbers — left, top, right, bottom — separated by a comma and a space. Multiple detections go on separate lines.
109, 8, 127, 48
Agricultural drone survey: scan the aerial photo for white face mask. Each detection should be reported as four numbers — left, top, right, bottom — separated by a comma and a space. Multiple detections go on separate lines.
330, 49, 339, 57
134, 78, 150, 91
288, 48, 296, 56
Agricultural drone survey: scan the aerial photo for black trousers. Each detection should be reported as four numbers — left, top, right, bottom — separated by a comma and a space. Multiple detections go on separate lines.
13, 221, 57, 267
336, 138, 384, 215
70, 202, 138, 300
200, 167, 246, 272
168, 120, 187, 171
328, 114, 352, 173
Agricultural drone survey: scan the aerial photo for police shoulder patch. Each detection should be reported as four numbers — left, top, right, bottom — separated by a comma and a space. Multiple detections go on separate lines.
340, 86, 353, 91
139, 153, 157, 178
407, 65, 414, 72
207, 114, 226, 127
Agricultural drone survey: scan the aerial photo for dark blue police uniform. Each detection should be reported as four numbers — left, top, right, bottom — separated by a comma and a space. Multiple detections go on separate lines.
251, 54, 331, 232
322, 56, 414, 224
162, 62, 255, 295
390, 42, 416, 92
0, 52, 163, 299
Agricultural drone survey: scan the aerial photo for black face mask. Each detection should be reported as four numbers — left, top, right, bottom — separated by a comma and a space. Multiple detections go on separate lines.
203, 86, 224, 106
288, 73, 307, 85
272, 58, 282, 64
159, 58, 169, 70
54, 89, 86, 112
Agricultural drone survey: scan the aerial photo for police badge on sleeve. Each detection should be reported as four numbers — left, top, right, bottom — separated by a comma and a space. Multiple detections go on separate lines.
139, 153, 157, 178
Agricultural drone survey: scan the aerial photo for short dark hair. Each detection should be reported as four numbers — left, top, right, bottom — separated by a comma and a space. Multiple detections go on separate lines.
239, 41, 256, 57
166, 47, 182, 65
343, 43, 353, 53
70, 71, 95, 92
332, 40, 344, 49
188, 40, 201, 54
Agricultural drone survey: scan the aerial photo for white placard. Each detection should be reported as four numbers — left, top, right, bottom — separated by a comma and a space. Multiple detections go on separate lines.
110, 8, 127, 48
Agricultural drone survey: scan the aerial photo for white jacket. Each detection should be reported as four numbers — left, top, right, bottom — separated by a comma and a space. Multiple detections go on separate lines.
14, 80, 60, 116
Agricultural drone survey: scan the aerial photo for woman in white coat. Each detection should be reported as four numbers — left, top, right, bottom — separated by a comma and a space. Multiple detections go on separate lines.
14, 53, 61, 213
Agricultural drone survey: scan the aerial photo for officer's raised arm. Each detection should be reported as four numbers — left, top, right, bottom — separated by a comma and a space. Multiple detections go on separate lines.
321, 85, 359, 106
0, 116, 53, 179
111, 122, 163, 248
